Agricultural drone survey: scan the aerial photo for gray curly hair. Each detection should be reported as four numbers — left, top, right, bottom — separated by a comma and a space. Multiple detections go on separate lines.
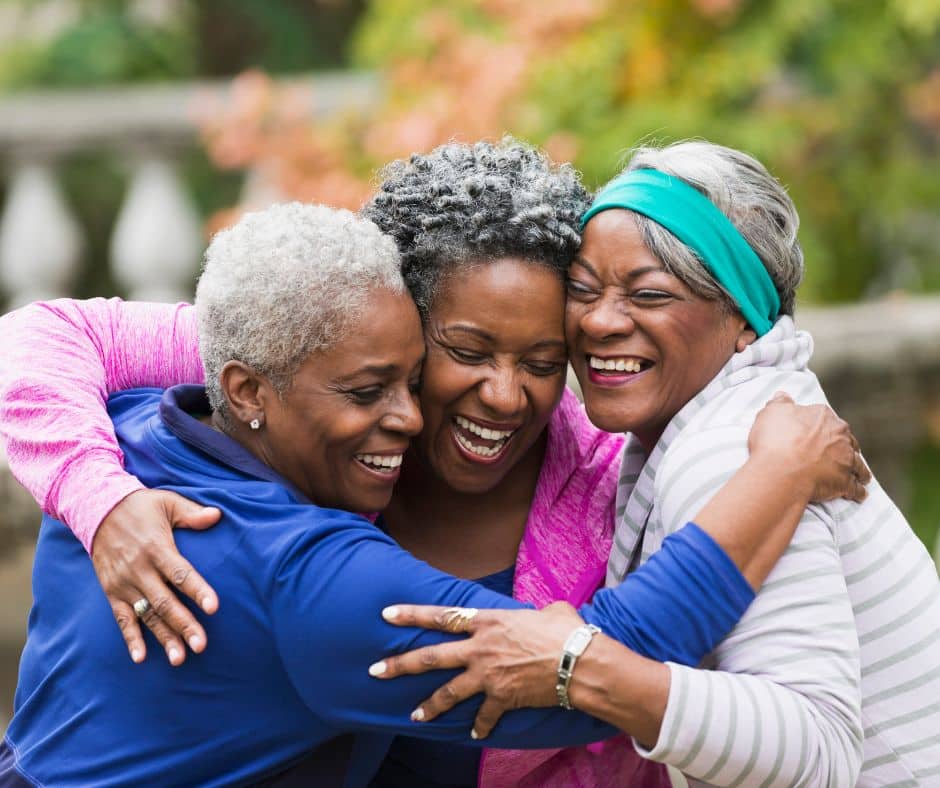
622, 141, 804, 316
361, 138, 590, 319
196, 202, 405, 421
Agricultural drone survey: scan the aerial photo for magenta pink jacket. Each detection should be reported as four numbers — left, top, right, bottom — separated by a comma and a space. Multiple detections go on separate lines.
0, 298, 668, 788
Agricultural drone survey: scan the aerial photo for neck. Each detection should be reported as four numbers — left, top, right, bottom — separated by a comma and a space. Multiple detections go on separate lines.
382, 432, 548, 579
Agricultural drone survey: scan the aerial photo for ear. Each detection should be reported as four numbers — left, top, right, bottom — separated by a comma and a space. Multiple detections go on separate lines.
218, 361, 272, 427
735, 325, 758, 353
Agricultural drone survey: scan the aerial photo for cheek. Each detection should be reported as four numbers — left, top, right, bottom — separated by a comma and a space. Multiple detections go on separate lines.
529, 376, 566, 427
421, 358, 480, 417
564, 304, 585, 346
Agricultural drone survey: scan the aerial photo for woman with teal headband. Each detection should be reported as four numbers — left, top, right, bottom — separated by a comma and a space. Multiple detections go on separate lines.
375, 141, 940, 787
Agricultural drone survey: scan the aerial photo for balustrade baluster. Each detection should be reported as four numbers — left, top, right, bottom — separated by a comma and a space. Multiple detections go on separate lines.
109, 156, 203, 303
0, 161, 83, 308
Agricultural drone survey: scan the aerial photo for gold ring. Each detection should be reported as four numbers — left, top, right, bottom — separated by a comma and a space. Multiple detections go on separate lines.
440, 607, 479, 634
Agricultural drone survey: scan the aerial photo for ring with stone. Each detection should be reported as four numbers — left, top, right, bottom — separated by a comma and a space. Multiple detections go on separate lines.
133, 598, 152, 619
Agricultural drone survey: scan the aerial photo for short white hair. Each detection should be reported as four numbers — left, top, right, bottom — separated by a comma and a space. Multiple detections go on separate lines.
196, 202, 406, 418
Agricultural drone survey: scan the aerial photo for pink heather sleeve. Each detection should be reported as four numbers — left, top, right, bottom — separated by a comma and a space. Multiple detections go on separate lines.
0, 297, 203, 553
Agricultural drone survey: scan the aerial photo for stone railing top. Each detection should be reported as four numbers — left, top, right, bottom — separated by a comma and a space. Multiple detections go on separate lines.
796, 294, 940, 372
0, 71, 379, 157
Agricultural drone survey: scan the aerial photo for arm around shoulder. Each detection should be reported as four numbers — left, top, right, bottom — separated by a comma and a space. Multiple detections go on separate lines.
269, 512, 615, 748
0, 297, 201, 551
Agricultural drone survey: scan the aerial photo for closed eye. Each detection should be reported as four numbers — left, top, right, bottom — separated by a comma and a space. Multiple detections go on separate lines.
525, 360, 566, 376
448, 347, 487, 364
631, 290, 673, 302
347, 386, 383, 404
566, 278, 596, 298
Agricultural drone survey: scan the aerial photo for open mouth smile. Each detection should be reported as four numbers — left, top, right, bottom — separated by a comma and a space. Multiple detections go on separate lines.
451, 415, 518, 462
354, 452, 404, 479
586, 354, 654, 385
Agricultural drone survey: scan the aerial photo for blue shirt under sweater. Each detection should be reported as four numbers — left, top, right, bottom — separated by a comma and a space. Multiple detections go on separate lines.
3, 386, 754, 787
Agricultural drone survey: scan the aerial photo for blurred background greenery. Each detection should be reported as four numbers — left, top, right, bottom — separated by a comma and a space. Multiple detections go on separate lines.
4, 0, 939, 299
1, 0, 938, 545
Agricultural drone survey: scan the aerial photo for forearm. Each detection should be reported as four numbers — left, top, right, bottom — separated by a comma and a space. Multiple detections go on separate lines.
278, 526, 618, 748
0, 298, 201, 551
583, 523, 754, 665
567, 635, 669, 748
693, 454, 812, 589
569, 524, 753, 746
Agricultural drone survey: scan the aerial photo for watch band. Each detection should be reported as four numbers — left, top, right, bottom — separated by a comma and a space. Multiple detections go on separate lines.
556, 623, 601, 710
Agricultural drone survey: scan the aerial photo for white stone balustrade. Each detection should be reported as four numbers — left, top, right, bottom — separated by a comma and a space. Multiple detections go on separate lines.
110, 157, 203, 303
0, 73, 379, 308
0, 161, 83, 307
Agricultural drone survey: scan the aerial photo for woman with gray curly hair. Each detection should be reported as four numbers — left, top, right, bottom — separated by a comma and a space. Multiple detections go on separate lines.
0, 142, 865, 787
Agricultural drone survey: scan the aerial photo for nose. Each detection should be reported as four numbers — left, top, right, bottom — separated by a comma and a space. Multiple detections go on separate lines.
578, 290, 636, 342
478, 365, 526, 418
382, 388, 424, 437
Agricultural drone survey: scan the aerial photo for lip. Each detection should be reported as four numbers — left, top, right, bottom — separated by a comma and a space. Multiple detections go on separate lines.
455, 414, 523, 432
582, 352, 654, 389
586, 366, 652, 387
353, 448, 407, 484
449, 422, 516, 466
354, 460, 402, 484
359, 447, 409, 456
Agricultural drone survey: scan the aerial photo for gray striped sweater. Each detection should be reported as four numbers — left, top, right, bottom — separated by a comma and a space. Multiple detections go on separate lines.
608, 316, 940, 787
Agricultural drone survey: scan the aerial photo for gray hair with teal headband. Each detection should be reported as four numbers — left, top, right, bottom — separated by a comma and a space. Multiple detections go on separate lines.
582, 142, 804, 329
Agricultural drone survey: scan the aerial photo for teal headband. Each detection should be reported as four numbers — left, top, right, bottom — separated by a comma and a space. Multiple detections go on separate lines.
580, 169, 780, 336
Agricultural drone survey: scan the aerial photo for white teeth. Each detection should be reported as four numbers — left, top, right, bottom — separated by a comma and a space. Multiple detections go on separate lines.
455, 415, 514, 440
356, 453, 403, 471
455, 432, 505, 458
588, 356, 645, 373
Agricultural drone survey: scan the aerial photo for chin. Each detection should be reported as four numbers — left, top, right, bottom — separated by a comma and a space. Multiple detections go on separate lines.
583, 404, 635, 435
352, 492, 394, 515
452, 476, 504, 495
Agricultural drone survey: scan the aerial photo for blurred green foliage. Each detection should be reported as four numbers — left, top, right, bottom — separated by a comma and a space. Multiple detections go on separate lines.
353, 0, 940, 305
0, 0, 196, 87
910, 436, 940, 553
0, 0, 366, 88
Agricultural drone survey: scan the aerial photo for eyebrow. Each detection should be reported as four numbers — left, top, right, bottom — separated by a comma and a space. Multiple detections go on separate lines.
443, 324, 565, 351
335, 364, 400, 383
571, 256, 666, 280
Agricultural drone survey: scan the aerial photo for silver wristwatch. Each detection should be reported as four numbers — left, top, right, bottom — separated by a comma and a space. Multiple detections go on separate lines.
556, 623, 601, 710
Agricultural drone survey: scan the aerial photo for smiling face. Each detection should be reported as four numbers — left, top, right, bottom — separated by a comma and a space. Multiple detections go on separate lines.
414, 257, 569, 494
257, 287, 426, 512
566, 210, 753, 450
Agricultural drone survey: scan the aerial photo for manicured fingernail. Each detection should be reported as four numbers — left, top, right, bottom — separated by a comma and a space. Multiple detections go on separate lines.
168, 647, 182, 663
188, 635, 203, 651
382, 606, 400, 621
201, 597, 214, 613
131, 649, 143, 663
471, 729, 480, 740
368, 661, 387, 677
411, 707, 425, 722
